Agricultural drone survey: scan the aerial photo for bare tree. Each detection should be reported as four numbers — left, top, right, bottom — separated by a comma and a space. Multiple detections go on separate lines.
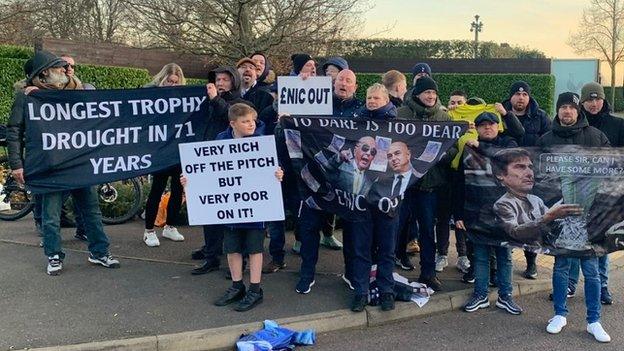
569, 0, 624, 105
126, 0, 365, 65
0, 0, 132, 45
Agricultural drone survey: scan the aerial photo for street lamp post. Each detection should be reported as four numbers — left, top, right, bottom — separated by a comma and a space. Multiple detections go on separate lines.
470, 15, 483, 59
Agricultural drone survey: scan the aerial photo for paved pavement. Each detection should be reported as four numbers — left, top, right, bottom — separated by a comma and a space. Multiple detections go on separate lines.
0, 215, 567, 350
316, 263, 624, 350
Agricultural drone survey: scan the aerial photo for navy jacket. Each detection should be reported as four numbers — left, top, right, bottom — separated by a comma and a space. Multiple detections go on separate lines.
354, 102, 397, 120
502, 97, 551, 146
242, 83, 274, 113
332, 94, 363, 117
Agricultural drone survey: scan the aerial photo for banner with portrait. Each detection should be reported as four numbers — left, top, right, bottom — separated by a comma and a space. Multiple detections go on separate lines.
463, 145, 624, 257
280, 116, 468, 220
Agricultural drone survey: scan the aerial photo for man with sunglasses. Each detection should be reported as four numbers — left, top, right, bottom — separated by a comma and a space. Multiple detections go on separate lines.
60, 55, 95, 90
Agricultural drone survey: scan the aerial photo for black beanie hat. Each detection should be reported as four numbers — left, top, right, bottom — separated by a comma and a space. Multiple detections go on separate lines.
556, 92, 580, 112
291, 53, 313, 75
412, 76, 438, 96
509, 81, 531, 98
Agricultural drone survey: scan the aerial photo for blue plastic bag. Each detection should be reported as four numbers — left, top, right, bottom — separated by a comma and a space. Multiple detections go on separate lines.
236, 320, 316, 351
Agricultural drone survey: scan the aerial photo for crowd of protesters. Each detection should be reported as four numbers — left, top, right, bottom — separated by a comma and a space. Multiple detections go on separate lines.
6, 49, 624, 342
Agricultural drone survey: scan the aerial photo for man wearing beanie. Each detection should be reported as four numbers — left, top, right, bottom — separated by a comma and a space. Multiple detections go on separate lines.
563, 82, 624, 306
411, 62, 432, 85
396, 76, 456, 291
537, 92, 611, 342
290, 53, 316, 76
502, 80, 550, 279
7, 51, 120, 275
322, 56, 349, 82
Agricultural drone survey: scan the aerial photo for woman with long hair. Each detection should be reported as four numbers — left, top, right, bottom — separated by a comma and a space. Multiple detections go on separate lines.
142, 63, 186, 247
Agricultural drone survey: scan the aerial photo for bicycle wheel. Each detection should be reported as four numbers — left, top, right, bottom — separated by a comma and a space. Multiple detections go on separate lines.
99, 178, 142, 225
0, 181, 35, 220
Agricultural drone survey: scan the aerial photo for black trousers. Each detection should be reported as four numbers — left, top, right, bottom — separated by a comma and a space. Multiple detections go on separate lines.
144, 166, 183, 230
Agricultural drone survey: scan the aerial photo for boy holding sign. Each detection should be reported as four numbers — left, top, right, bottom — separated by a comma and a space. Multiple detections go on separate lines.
182, 103, 283, 312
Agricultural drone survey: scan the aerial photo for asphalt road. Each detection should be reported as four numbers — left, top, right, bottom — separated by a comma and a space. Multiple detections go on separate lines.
315, 267, 624, 350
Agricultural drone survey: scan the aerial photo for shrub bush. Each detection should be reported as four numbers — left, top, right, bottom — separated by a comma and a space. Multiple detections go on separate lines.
0, 45, 33, 59
355, 73, 556, 116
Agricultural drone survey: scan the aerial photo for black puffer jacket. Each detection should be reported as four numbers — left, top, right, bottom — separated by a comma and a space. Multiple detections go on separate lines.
6, 89, 27, 170
537, 113, 610, 147
582, 100, 624, 147
242, 84, 274, 113
502, 97, 551, 146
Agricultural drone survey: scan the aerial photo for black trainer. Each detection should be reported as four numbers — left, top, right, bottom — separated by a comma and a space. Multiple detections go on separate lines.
88, 253, 120, 268
191, 260, 219, 275
601, 287, 613, 305
395, 256, 415, 271
351, 294, 367, 312
496, 295, 523, 315
418, 276, 442, 291
74, 232, 88, 242
380, 292, 395, 311
47, 255, 63, 276
191, 249, 207, 260
523, 263, 538, 279
462, 271, 475, 284
464, 294, 489, 312
234, 289, 263, 312
214, 285, 246, 306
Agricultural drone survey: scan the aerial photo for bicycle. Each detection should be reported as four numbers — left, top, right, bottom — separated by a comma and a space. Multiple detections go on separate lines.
0, 125, 35, 221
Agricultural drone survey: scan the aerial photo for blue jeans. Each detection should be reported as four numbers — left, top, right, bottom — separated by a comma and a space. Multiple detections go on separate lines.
473, 244, 512, 297
568, 255, 609, 289
34, 192, 85, 235
41, 187, 109, 259
346, 209, 398, 296
553, 256, 601, 323
413, 190, 437, 279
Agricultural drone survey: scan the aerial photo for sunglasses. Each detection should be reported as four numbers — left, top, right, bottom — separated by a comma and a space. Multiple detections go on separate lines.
64, 64, 75, 69
359, 144, 377, 156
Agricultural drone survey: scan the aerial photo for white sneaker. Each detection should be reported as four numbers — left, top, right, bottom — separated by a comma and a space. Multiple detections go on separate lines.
435, 255, 448, 272
143, 230, 160, 247
47, 255, 63, 276
456, 256, 470, 273
162, 225, 185, 241
546, 315, 567, 334
587, 322, 611, 343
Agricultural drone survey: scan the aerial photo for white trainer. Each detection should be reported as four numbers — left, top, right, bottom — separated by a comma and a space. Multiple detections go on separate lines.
143, 230, 160, 247
546, 315, 567, 334
162, 225, 185, 241
435, 255, 448, 272
587, 322, 611, 343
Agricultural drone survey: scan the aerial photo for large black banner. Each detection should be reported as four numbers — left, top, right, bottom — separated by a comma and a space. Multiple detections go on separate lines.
24, 86, 207, 193
463, 145, 624, 256
281, 117, 467, 220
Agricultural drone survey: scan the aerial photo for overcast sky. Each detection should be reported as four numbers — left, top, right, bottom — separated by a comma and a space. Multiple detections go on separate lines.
360, 0, 593, 59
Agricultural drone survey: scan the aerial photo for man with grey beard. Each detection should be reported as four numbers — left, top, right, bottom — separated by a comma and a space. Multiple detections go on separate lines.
7, 50, 121, 276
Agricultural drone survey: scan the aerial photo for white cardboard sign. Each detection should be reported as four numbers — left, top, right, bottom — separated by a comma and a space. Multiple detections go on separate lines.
277, 76, 333, 115
179, 135, 285, 225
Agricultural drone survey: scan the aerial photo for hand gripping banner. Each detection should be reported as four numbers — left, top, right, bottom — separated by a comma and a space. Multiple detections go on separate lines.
23, 86, 208, 193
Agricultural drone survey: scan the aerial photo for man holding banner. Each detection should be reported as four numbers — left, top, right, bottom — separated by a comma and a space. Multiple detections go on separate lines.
7, 51, 120, 275
536, 92, 611, 342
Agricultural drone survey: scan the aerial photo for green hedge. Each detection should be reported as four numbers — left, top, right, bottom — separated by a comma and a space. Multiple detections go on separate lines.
355, 73, 556, 116
0, 45, 33, 59
602, 87, 624, 112
0, 57, 151, 123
